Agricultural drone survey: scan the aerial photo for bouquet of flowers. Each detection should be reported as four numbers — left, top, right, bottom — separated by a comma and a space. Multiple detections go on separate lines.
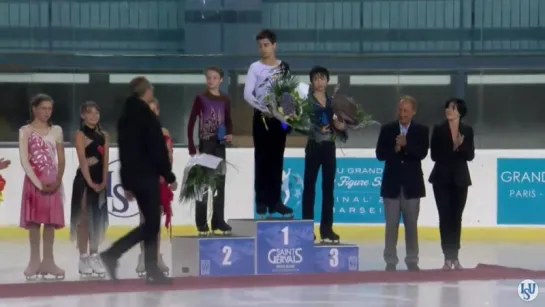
262, 75, 312, 134
331, 84, 374, 129
179, 154, 226, 204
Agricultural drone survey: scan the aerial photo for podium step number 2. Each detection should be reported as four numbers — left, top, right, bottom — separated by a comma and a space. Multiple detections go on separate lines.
171, 236, 255, 277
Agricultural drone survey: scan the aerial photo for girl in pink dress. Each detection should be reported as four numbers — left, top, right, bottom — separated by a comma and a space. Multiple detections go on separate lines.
19, 94, 66, 280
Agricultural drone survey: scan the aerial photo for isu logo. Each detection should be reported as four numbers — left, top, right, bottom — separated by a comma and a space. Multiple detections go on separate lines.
106, 160, 139, 218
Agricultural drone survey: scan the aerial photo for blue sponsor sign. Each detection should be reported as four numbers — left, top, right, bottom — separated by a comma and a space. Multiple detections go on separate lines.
254, 157, 384, 223
256, 220, 314, 274
198, 237, 255, 276
497, 158, 545, 225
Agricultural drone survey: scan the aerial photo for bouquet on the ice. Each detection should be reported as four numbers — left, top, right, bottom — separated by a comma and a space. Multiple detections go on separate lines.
331, 84, 373, 130
262, 74, 312, 134
179, 153, 226, 205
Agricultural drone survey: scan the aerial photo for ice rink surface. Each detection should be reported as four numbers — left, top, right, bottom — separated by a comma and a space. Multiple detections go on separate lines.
0, 240, 542, 307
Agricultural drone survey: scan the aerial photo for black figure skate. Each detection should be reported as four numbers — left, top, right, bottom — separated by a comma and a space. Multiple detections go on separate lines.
320, 229, 340, 244
268, 202, 294, 219
212, 221, 232, 236
256, 203, 269, 219
135, 253, 169, 277
146, 270, 173, 285
197, 224, 210, 236
157, 253, 170, 276
195, 203, 211, 236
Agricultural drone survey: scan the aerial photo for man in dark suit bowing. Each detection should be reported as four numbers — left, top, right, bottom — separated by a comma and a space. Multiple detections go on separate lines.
375, 96, 429, 272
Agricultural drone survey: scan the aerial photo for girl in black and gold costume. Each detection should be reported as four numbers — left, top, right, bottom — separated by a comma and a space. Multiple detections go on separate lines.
70, 101, 110, 278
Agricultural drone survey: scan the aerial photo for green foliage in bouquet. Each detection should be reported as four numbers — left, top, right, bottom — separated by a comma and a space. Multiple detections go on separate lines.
332, 84, 374, 130
179, 166, 220, 204
264, 74, 311, 134
351, 104, 374, 129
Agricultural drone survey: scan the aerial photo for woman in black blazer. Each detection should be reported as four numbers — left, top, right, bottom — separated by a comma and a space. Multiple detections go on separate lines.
429, 98, 475, 271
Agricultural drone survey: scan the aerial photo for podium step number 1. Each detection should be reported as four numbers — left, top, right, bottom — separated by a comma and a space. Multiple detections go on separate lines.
255, 220, 315, 274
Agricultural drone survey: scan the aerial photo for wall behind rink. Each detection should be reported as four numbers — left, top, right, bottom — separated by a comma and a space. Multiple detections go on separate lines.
3, 71, 545, 149
0, 147, 544, 242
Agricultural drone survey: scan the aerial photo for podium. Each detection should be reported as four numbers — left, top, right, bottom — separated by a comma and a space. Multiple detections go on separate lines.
171, 235, 255, 277
171, 218, 360, 276
314, 244, 359, 273
229, 219, 315, 274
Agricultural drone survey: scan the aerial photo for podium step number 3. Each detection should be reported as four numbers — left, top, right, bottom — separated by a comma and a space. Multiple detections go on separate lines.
314, 244, 359, 273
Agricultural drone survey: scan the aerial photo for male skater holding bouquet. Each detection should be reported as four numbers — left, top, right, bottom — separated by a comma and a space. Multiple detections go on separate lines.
187, 66, 233, 235
100, 76, 177, 285
243, 29, 293, 218
301, 66, 347, 242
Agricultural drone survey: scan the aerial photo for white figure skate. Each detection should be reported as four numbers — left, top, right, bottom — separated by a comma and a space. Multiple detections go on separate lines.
78, 254, 93, 278
89, 254, 106, 278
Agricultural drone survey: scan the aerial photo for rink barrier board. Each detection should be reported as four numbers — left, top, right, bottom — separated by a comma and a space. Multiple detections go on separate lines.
0, 225, 544, 243
0, 147, 544, 241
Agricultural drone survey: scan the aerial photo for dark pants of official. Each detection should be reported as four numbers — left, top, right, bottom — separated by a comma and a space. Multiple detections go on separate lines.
253, 112, 287, 209
302, 141, 335, 233
104, 176, 161, 274
432, 184, 468, 260
195, 139, 226, 228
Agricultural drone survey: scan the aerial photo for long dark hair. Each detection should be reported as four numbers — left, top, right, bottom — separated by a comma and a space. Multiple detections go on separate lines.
28, 93, 54, 126
80, 101, 103, 134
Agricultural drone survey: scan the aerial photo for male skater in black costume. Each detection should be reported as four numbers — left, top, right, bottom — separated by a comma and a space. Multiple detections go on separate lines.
243, 29, 293, 218
100, 76, 177, 285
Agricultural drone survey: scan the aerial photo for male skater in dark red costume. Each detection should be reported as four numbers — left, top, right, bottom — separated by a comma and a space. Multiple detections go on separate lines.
100, 76, 177, 285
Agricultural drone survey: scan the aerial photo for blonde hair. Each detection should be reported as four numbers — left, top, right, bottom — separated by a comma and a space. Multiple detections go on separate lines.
149, 97, 159, 106
399, 95, 417, 110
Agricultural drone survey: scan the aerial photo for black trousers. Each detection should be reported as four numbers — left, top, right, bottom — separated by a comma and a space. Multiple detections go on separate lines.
302, 141, 336, 233
104, 176, 161, 274
432, 184, 468, 260
195, 139, 227, 228
253, 112, 287, 209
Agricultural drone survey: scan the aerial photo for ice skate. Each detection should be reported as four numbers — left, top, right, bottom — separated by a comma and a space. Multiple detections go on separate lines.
39, 261, 65, 280
320, 230, 340, 244
146, 270, 173, 285
256, 203, 268, 219
197, 224, 210, 236
269, 202, 294, 219
78, 254, 93, 278
452, 260, 463, 271
211, 221, 232, 235
442, 260, 453, 271
136, 253, 146, 277
23, 260, 41, 281
89, 253, 106, 278
99, 252, 119, 282
158, 254, 170, 276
